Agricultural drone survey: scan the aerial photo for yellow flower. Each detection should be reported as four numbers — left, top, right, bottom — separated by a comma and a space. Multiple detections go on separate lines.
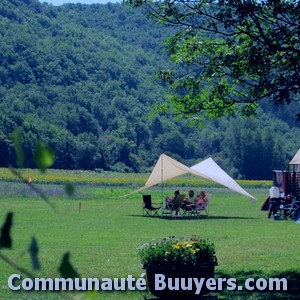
172, 241, 197, 250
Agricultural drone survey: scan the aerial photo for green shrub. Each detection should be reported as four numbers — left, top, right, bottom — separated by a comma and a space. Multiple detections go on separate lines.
139, 235, 218, 269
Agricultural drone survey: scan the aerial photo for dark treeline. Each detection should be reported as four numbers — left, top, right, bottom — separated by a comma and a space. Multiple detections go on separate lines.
0, 0, 299, 179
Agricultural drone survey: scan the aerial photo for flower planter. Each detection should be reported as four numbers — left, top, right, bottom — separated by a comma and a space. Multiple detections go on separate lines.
145, 264, 215, 299
139, 235, 218, 299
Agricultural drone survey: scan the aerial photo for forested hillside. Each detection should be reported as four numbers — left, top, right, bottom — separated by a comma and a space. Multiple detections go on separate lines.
0, 0, 299, 179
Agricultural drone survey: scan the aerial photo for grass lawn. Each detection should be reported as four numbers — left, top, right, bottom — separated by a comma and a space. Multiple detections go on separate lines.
0, 180, 299, 300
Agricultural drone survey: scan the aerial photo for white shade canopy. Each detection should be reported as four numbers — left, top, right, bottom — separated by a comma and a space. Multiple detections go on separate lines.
289, 149, 300, 165
191, 157, 256, 202
120, 154, 198, 197
121, 153, 256, 202
144, 154, 198, 187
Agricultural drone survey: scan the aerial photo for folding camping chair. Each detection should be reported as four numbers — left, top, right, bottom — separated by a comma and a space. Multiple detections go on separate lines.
282, 196, 300, 220
161, 194, 186, 218
142, 195, 162, 217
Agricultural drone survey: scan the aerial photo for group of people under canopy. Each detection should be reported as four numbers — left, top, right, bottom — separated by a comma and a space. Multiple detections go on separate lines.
121, 153, 257, 202
166, 189, 209, 211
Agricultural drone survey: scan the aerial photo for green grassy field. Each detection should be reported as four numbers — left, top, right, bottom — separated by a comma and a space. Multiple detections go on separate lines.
0, 173, 299, 300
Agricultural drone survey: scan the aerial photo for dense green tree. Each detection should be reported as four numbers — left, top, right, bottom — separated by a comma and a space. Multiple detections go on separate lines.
222, 115, 287, 179
0, 131, 13, 166
0, 0, 298, 178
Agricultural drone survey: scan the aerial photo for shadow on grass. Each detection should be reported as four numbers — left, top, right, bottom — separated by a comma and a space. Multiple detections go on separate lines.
200, 216, 256, 220
213, 269, 300, 299
127, 215, 256, 220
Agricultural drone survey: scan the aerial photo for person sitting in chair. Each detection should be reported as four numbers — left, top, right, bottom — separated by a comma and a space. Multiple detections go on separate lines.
187, 190, 196, 203
165, 190, 182, 216
184, 190, 208, 210
166, 190, 180, 204
181, 190, 196, 210
195, 191, 208, 208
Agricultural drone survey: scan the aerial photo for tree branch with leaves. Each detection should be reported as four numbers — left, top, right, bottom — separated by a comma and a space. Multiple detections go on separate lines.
127, 0, 300, 121
0, 128, 79, 294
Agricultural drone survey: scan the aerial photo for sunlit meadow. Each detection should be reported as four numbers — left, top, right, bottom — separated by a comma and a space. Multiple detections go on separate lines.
0, 168, 299, 300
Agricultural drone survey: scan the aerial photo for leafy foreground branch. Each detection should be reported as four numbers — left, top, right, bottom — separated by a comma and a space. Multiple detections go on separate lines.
0, 131, 80, 298
0, 212, 36, 278
9, 167, 57, 212
0, 212, 80, 279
